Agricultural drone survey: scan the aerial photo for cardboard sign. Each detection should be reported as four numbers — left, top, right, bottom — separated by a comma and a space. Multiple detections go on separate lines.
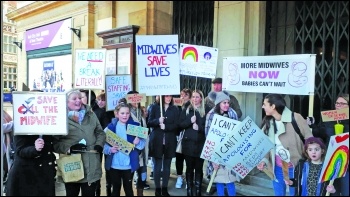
319, 133, 349, 183
105, 75, 132, 111
105, 129, 134, 155
200, 114, 241, 165
126, 93, 146, 103
126, 124, 148, 139
12, 91, 68, 135
321, 108, 349, 122
173, 98, 184, 106
213, 116, 274, 179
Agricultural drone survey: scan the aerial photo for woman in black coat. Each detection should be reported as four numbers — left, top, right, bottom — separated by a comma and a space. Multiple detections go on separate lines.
179, 90, 206, 196
148, 95, 179, 196
6, 135, 57, 196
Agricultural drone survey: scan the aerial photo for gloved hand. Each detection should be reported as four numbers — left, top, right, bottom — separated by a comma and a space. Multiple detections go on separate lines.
70, 143, 87, 153
94, 145, 103, 154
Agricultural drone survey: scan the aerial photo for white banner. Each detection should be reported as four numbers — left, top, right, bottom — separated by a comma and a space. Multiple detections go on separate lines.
136, 35, 180, 96
222, 54, 316, 95
213, 116, 274, 179
74, 49, 106, 89
179, 43, 218, 78
200, 114, 241, 165
12, 92, 68, 135
105, 75, 132, 111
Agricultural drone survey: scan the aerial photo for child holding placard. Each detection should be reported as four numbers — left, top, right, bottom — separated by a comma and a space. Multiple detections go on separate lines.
285, 137, 336, 196
103, 102, 146, 196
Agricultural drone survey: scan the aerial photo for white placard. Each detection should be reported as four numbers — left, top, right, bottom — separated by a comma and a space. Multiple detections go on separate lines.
105, 75, 132, 111
222, 54, 316, 95
136, 35, 180, 96
179, 43, 218, 78
200, 114, 241, 165
74, 49, 107, 89
12, 92, 68, 135
105, 49, 116, 75
213, 116, 274, 179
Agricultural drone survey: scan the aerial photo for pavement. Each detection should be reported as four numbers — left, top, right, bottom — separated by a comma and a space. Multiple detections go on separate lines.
55, 158, 225, 196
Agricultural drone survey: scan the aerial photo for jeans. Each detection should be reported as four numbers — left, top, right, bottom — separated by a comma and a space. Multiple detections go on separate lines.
273, 165, 295, 196
216, 182, 236, 196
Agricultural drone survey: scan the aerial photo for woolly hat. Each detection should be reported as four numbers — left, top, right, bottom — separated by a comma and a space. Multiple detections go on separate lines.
304, 137, 326, 150
208, 91, 230, 105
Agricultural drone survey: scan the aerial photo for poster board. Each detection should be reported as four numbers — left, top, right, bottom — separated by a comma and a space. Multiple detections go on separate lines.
173, 98, 184, 106
213, 116, 274, 179
105, 75, 132, 111
126, 93, 146, 103
105, 129, 134, 155
74, 48, 106, 89
319, 133, 349, 183
200, 114, 241, 165
179, 43, 218, 78
222, 54, 316, 95
136, 35, 180, 96
126, 124, 148, 139
12, 91, 68, 135
321, 108, 349, 122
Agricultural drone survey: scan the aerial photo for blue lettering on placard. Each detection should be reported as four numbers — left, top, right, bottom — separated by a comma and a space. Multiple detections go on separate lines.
137, 44, 178, 55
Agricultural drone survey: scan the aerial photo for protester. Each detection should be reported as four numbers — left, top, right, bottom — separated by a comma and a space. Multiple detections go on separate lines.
6, 129, 57, 196
257, 93, 312, 196
53, 89, 106, 196
2, 110, 14, 187
148, 95, 179, 196
179, 90, 206, 196
175, 88, 192, 189
204, 77, 242, 118
103, 102, 146, 196
285, 137, 336, 196
308, 93, 349, 196
96, 92, 115, 196
205, 91, 240, 196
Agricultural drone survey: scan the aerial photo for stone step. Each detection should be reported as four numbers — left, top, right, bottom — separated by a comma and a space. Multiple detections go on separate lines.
235, 182, 275, 196
241, 171, 274, 189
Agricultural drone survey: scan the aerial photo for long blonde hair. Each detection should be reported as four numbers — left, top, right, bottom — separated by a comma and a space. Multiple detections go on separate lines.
186, 90, 205, 117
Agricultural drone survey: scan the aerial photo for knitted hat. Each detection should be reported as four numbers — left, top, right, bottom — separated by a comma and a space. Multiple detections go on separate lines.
208, 91, 230, 105
304, 137, 326, 150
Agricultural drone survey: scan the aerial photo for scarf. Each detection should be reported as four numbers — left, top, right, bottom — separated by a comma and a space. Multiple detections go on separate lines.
68, 106, 86, 125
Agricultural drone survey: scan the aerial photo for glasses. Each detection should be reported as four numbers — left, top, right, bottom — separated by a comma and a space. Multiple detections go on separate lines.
335, 102, 348, 106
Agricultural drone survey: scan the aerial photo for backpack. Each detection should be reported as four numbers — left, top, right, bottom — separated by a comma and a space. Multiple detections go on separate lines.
291, 112, 305, 144
291, 158, 306, 196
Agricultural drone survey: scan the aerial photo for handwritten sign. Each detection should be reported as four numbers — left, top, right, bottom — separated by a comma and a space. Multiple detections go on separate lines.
126, 124, 148, 139
74, 49, 106, 89
222, 54, 316, 95
200, 114, 241, 165
105, 129, 134, 155
106, 75, 132, 111
321, 108, 349, 122
173, 98, 184, 106
319, 133, 349, 183
126, 93, 146, 103
213, 116, 274, 179
180, 43, 218, 78
12, 92, 68, 135
136, 35, 180, 96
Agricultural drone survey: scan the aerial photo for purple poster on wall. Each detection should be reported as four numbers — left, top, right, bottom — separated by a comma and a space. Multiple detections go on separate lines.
25, 18, 72, 51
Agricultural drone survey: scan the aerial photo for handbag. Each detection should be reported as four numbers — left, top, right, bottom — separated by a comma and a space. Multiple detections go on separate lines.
56, 154, 84, 183
176, 130, 185, 154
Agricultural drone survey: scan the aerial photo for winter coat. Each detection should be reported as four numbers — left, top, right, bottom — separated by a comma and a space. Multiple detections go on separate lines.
311, 119, 349, 147
260, 107, 313, 180
178, 105, 206, 157
148, 103, 179, 159
53, 104, 106, 184
6, 135, 57, 196
293, 159, 333, 196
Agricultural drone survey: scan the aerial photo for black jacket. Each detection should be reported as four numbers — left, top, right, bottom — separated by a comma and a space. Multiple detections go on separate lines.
6, 135, 57, 196
148, 103, 179, 159
178, 106, 206, 157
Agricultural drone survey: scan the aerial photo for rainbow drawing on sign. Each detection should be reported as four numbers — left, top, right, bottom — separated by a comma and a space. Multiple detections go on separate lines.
182, 46, 198, 62
320, 145, 349, 182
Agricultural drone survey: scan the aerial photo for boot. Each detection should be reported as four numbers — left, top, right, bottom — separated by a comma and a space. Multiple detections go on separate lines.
161, 187, 170, 196
194, 172, 203, 196
155, 188, 162, 196
95, 179, 101, 196
137, 189, 144, 196
186, 172, 194, 196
